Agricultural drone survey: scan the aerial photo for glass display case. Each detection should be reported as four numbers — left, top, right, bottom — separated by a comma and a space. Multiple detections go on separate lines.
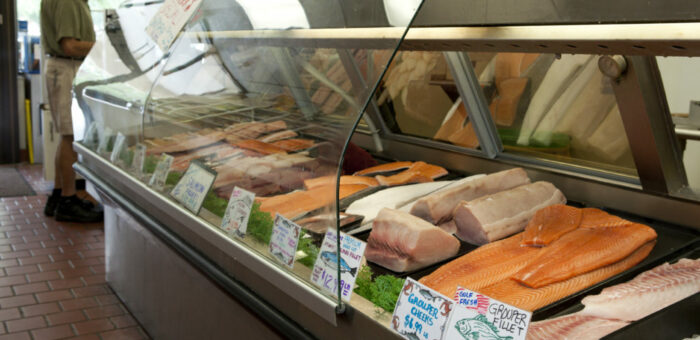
72, 1, 700, 339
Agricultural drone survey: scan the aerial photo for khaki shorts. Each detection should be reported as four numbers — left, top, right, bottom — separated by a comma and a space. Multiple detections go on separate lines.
45, 57, 82, 136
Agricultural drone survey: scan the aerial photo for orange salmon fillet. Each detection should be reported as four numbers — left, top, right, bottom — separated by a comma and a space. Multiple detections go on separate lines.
419, 234, 540, 298
235, 140, 287, 155
512, 223, 657, 288
354, 161, 413, 176
579, 208, 629, 228
375, 162, 447, 186
304, 175, 379, 190
478, 241, 655, 311
259, 184, 369, 219
520, 204, 582, 246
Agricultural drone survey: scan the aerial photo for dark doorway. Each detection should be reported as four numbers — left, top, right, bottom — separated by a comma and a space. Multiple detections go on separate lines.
0, 0, 19, 164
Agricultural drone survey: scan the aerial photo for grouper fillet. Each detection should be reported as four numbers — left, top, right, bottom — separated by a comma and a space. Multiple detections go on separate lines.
452, 181, 566, 245
365, 208, 460, 273
478, 240, 655, 311
410, 167, 531, 225
419, 234, 541, 298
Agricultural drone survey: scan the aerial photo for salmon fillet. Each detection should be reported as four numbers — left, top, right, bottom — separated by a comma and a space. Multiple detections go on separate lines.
520, 204, 582, 247
419, 234, 541, 298
410, 168, 530, 225
147, 130, 227, 155
354, 161, 413, 176
452, 181, 566, 245
271, 139, 314, 152
259, 184, 368, 219
375, 161, 447, 186
304, 175, 379, 190
235, 140, 287, 155
365, 208, 460, 272
512, 223, 657, 288
258, 130, 298, 143
579, 208, 628, 228
478, 241, 655, 311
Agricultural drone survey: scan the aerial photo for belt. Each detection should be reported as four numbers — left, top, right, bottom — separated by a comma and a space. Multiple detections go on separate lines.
47, 54, 85, 61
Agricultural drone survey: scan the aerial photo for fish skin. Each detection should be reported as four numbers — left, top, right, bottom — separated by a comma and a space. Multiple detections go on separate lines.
512, 223, 657, 288
354, 161, 413, 176
411, 168, 531, 225
452, 181, 566, 245
365, 208, 460, 273
478, 240, 655, 311
520, 204, 582, 247
579, 258, 700, 321
419, 234, 540, 299
526, 314, 628, 340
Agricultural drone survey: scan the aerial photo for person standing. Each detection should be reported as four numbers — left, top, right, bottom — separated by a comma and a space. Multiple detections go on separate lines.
41, 0, 102, 222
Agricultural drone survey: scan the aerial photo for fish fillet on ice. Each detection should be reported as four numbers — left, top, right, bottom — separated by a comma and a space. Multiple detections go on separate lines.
478, 240, 655, 311
411, 168, 530, 224
365, 208, 460, 272
512, 223, 657, 288
526, 314, 628, 340
375, 161, 448, 186
452, 181, 566, 245
580, 258, 700, 321
419, 234, 540, 298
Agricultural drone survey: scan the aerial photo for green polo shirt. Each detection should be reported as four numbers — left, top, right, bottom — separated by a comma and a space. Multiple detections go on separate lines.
40, 0, 96, 57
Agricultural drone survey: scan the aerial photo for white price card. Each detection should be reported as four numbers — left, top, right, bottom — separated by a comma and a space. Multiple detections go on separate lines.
170, 160, 217, 214
148, 154, 174, 191
83, 122, 98, 148
311, 230, 366, 302
268, 214, 301, 269
130, 143, 147, 176
109, 132, 127, 164
220, 186, 255, 237
391, 278, 453, 340
444, 286, 532, 340
146, 0, 204, 52
96, 127, 113, 155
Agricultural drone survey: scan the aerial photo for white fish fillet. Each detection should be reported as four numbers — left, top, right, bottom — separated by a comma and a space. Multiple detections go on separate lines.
452, 181, 566, 245
410, 169, 528, 224
580, 258, 700, 321
345, 181, 455, 224
526, 314, 628, 340
365, 208, 460, 272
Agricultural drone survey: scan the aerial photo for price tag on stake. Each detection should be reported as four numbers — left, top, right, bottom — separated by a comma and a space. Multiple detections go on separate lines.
268, 214, 301, 269
220, 186, 255, 237
83, 122, 98, 148
391, 278, 453, 340
148, 154, 173, 191
110, 132, 126, 165
96, 127, 113, 155
445, 286, 532, 340
170, 160, 217, 214
130, 143, 147, 177
311, 230, 366, 302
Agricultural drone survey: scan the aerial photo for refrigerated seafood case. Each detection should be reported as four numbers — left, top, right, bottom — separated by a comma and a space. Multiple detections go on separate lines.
72, 0, 700, 339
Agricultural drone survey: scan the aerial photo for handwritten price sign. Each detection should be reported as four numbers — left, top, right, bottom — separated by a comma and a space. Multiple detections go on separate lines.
311, 231, 366, 302
146, 0, 203, 52
391, 278, 453, 340
268, 214, 301, 269
170, 160, 217, 214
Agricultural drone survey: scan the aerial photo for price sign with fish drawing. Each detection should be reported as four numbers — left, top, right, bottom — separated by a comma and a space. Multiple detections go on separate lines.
130, 144, 147, 177
220, 186, 255, 237
148, 154, 174, 191
444, 286, 531, 340
83, 122, 98, 149
311, 231, 366, 301
170, 160, 217, 214
96, 127, 113, 155
391, 278, 453, 340
268, 214, 301, 269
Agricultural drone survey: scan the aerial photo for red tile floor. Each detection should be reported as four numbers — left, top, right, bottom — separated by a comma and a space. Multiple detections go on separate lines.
0, 164, 149, 340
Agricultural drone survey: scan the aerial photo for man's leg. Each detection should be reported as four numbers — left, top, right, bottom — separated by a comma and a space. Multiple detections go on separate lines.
58, 135, 76, 197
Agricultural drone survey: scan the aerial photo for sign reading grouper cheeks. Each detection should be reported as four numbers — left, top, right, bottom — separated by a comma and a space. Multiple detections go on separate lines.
391, 278, 454, 340
445, 286, 532, 340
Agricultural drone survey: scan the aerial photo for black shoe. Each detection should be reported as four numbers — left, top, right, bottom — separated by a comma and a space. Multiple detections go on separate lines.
44, 194, 60, 217
55, 196, 104, 223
